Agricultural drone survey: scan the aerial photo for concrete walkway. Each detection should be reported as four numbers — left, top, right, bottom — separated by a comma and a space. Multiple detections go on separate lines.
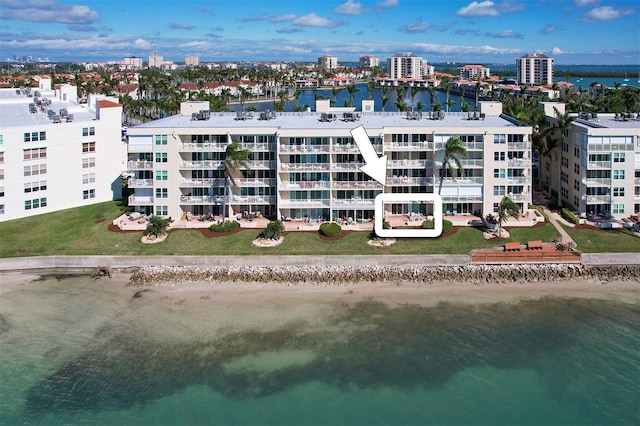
542, 207, 576, 247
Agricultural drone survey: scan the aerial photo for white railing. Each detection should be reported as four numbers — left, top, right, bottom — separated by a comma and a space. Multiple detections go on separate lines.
332, 198, 375, 207
180, 195, 225, 204
181, 142, 225, 151
332, 181, 381, 189
387, 142, 432, 151
281, 144, 332, 153
507, 142, 531, 150
507, 177, 531, 184
127, 178, 153, 188
441, 195, 483, 202
437, 176, 484, 185
508, 159, 530, 167
282, 163, 330, 171
127, 160, 153, 169
388, 159, 428, 168
584, 194, 611, 203
280, 181, 331, 189
278, 199, 331, 208
583, 177, 611, 186
180, 178, 224, 187
180, 160, 224, 169
331, 163, 363, 171
387, 176, 431, 185
128, 144, 153, 153
587, 161, 611, 169
128, 195, 153, 205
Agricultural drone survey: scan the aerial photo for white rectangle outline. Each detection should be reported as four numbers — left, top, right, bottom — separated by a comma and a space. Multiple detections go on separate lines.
374, 193, 443, 238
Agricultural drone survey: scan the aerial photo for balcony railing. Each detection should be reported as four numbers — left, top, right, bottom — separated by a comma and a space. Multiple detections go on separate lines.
332, 198, 375, 208
583, 194, 611, 204
180, 178, 224, 187
127, 178, 153, 188
282, 163, 330, 171
282, 144, 332, 153
128, 195, 153, 205
583, 177, 611, 186
278, 199, 331, 208
127, 144, 153, 153
180, 160, 224, 169
441, 194, 483, 202
387, 176, 431, 186
389, 159, 428, 168
508, 159, 530, 167
436, 176, 484, 185
507, 177, 531, 184
586, 161, 611, 169
507, 142, 531, 150
386, 141, 432, 151
181, 142, 226, 152
332, 181, 382, 189
127, 160, 153, 170
280, 180, 331, 189
505, 193, 529, 201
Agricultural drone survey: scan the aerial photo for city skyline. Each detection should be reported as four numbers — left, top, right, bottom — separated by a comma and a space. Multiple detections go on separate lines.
0, 0, 639, 65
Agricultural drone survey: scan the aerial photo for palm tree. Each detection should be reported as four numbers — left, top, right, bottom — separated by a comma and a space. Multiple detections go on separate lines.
496, 196, 520, 237
410, 87, 420, 111
222, 140, 252, 221
438, 136, 468, 195
445, 99, 457, 112
551, 107, 576, 207
345, 83, 360, 107
144, 215, 170, 238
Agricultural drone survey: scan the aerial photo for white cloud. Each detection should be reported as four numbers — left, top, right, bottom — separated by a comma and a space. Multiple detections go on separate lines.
551, 47, 566, 54
539, 24, 558, 34
271, 14, 297, 23
578, 6, 635, 22
0, 0, 99, 25
403, 22, 430, 33
376, 0, 399, 8
573, 0, 600, 7
456, 1, 500, 17
333, 0, 364, 15
293, 13, 343, 28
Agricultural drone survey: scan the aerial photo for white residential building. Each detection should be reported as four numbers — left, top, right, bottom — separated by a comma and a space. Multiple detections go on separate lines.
538, 103, 640, 218
460, 65, 491, 80
318, 55, 338, 70
124, 99, 533, 223
359, 56, 380, 69
516, 53, 553, 86
148, 52, 164, 68
185, 56, 199, 66
0, 85, 127, 222
122, 56, 143, 69
387, 53, 423, 80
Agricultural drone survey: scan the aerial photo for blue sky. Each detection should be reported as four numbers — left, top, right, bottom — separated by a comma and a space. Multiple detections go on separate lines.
1, 0, 638, 64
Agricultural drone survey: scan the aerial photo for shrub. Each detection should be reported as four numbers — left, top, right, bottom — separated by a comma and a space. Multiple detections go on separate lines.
382, 220, 390, 229
561, 208, 580, 225
442, 219, 453, 234
144, 216, 170, 237
422, 219, 435, 229
209, 220, 238, 233
319, 222, 342, 237
259, 220, 285, 240
528, 204, 550, 222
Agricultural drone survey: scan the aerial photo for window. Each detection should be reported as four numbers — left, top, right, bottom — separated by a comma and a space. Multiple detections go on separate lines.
82, 189, 95, 199
494, 134, 506, 144
561, 172, 568, 184
561, 158, 568, 168
155, 206, 168, 216
82, 173, 96, 184
494, 152, 505, 161
82, 127, 95, 137
155, 152, 168, 163
155, 188, 168, 198
574, 147, 579, 158
23, 147, 47, 160
155, 135, 168, 145
24, 164, 46, 176
613, 187, 625, 197
574, 163, 580, 174
24, 131, 46, 142
0, 152, 3, 163
493, 168, 505, 178
612, 204, 624, 214
574, 179, 580, 191
25, 197, 47, 210
0, 204, 4, 214
574, 196, 580, 208
493, 185, 506, 196
613, 152, 625, 163
24, 181, 47, 193
82, 157, 95, 168
613, 170, 625, 180
82, 142, 96, 153
155, 170, 168, 181
0, 134, 3, 145
561, 187, 568, 200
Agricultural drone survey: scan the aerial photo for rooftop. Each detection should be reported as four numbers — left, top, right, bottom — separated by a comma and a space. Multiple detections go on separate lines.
0, 88, 97, 128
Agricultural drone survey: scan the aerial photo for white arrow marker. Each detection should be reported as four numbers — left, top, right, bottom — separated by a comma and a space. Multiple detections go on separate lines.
350, 125, 387, 186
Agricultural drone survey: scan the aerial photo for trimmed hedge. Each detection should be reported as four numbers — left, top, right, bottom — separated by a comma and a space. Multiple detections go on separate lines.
209, 220, 239, 233
528, 203, 550, 222
561, 208, 580, 225
442, 219, 453, 234
319, 222, 342, 237
259, 220, 285, 240
422, 219, 435, 229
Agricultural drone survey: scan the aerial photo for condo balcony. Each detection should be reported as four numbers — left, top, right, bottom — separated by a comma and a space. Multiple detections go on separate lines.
180, 160, 224, 169
387, 176, 431, 186
583, 177, 611, 186
507, 142, 531, 150
507, 177, 532, 184
386, 141, 433, 151
280, 180, 331, 189
278, 199, 331, 208
281, 163, 330, 171
586, 160, 612, 169
127, 178, 154, 188
181, 142, 226, 152
281, 144, 332, 153
507, 158, 531, 167
180, 177, 225, 187
433, 176, 484, 185
127, 160, 153, 170
583, 194, 612, 204
388, 159, 429, 168
332, 197, 375, 208
128, 195, 153, 206
441, 194, 483, 202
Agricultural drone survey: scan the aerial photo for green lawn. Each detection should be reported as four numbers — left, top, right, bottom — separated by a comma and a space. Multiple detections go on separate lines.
562, 224, 640, 253
0, 201, 564, 258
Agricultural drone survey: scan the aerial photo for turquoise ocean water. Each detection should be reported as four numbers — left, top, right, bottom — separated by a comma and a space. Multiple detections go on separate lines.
1, 276, 639, 425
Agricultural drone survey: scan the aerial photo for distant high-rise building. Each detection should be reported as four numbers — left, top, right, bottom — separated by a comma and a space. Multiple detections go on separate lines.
185, 55, 199, 66
516, 53, 553, 86
387, 52, 423, 79
318, 55, 338, 70
148, 52, 163, 68
359, 55, 379, 69
123, 56, 143, 69
459, 65, 491, 80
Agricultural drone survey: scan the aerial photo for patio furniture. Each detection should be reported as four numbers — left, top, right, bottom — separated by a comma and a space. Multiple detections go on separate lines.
504, 242, 521, 251
527, 240, 543, 250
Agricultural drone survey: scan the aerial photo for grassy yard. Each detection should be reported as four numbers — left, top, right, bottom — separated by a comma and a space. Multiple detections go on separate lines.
0, 201, 563, 258
562, 224, 640, 253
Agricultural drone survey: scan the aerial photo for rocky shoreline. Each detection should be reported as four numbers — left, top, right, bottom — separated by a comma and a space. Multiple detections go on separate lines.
128, 264, 640, 287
